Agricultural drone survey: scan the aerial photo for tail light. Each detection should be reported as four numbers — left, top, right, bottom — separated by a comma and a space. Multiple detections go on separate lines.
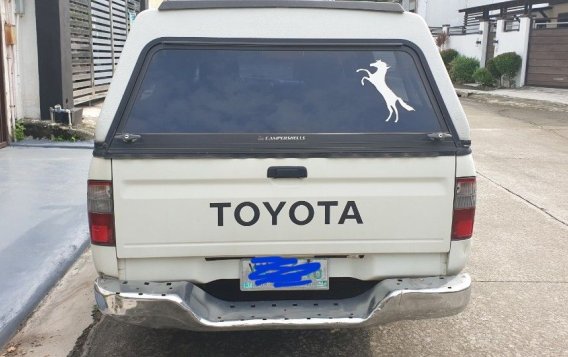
451, 177, 476, 240
88, 180, 115, 246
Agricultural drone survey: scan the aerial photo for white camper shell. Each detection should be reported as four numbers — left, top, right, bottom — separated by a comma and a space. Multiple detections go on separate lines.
89, 0, 476, 331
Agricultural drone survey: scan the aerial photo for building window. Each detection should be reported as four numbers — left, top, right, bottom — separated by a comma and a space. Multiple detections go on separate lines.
558, 12, 568, 28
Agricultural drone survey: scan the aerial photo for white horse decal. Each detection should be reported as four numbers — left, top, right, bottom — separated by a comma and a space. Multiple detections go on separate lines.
357, 60, 415, 123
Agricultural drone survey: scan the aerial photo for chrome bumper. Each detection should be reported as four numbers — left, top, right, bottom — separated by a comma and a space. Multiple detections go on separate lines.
94, 274, 471, 331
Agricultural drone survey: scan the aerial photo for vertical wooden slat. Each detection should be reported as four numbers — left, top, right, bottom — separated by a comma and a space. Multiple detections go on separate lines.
71, 0, 95, 105
71, 0, 142, 105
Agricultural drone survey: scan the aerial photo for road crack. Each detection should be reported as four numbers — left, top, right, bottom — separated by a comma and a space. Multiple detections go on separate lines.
477, 171, 568, 228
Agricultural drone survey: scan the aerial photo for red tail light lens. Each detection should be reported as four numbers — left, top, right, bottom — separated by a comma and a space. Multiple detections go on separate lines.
88, 180, 115, 246
452, 177, 476, 240
89, 212, 115, 245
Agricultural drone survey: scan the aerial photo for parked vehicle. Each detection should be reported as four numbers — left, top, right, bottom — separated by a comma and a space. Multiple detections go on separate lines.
88, 0, 475, 330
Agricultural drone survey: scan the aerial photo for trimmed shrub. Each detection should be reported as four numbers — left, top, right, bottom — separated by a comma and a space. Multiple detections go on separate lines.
473, 68, 495, 87
492, 52, 522, 78
14, 121, 25, 141
440, 49, 459, 70
449, 56, 480, 84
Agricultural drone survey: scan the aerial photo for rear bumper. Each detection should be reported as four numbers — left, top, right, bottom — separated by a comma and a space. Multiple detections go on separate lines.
94, 274, 471, 331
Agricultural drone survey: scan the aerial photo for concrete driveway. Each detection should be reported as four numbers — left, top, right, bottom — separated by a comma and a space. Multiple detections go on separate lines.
0, 146, 91, 347
3, 99, 568, 356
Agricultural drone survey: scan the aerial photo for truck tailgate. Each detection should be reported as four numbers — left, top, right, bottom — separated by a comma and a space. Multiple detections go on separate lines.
113, 157, 455, 258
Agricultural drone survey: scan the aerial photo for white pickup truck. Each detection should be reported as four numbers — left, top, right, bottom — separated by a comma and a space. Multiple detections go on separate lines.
88, 0, 475, 330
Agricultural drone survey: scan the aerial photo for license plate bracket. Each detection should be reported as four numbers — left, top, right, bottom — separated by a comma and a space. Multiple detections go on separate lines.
240, 257, 329, 291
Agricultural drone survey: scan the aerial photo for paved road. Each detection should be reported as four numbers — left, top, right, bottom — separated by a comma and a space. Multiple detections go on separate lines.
4, 99, 568, 356
0, 146, 91, 346
78, 100, 568, 356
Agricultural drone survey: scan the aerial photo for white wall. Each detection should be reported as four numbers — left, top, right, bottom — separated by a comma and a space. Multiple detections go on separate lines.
0, 0, 40, 140
148, 0, 163, 9
416, 0, 468, 27
446, 33, 484, 62
549, 3, 568, 18
442, 17, 530, 87
16, 0, 40, 120
416, 0, 526, 27
417, 0, 562, 87
494, 17, 531, 86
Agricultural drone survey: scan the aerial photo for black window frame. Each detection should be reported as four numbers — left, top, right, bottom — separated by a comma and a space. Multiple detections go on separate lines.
96, 38, 467, 159
558, 13, 568, 28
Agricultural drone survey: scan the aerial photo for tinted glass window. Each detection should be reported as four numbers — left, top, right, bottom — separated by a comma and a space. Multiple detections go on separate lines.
122, 48, 442, 134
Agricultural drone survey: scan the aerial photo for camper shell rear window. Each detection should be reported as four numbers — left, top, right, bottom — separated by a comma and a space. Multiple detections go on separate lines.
102, 39, 459, 157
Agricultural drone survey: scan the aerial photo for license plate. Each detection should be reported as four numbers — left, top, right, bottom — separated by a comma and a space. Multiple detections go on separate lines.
240, 257, 329, 291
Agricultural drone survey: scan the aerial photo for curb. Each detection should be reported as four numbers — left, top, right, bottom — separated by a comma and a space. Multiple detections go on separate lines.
0, 147, 92, 349
10, 141, 94, 149
0, 239, 90, 349
456, 88, 568, 112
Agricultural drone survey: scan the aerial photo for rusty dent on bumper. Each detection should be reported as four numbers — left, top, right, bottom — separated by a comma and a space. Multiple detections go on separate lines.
94, 274, 471, 331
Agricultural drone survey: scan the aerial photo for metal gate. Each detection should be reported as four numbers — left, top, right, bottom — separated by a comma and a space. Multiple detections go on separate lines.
526, 20, 568, 88
70, 0, 142, 105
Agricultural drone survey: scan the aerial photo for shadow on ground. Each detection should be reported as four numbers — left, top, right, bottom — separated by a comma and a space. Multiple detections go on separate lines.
80, 316, 373, 357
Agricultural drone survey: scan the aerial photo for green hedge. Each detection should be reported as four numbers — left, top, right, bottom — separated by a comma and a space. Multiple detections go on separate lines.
473, 68, 495, 87
485, 58, 500, 78
449, 56, 480, 84
14, 121, 25, 141
482, 52, 523, 87
492, 52, 522, 78
440, 49, 459, 70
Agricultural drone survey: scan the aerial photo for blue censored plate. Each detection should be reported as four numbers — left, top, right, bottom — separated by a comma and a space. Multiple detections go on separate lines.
240, 257, 329, 291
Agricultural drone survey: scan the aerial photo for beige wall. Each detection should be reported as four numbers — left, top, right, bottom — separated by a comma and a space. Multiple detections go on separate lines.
549, 3, 568, 18
149, 0, 164, 9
